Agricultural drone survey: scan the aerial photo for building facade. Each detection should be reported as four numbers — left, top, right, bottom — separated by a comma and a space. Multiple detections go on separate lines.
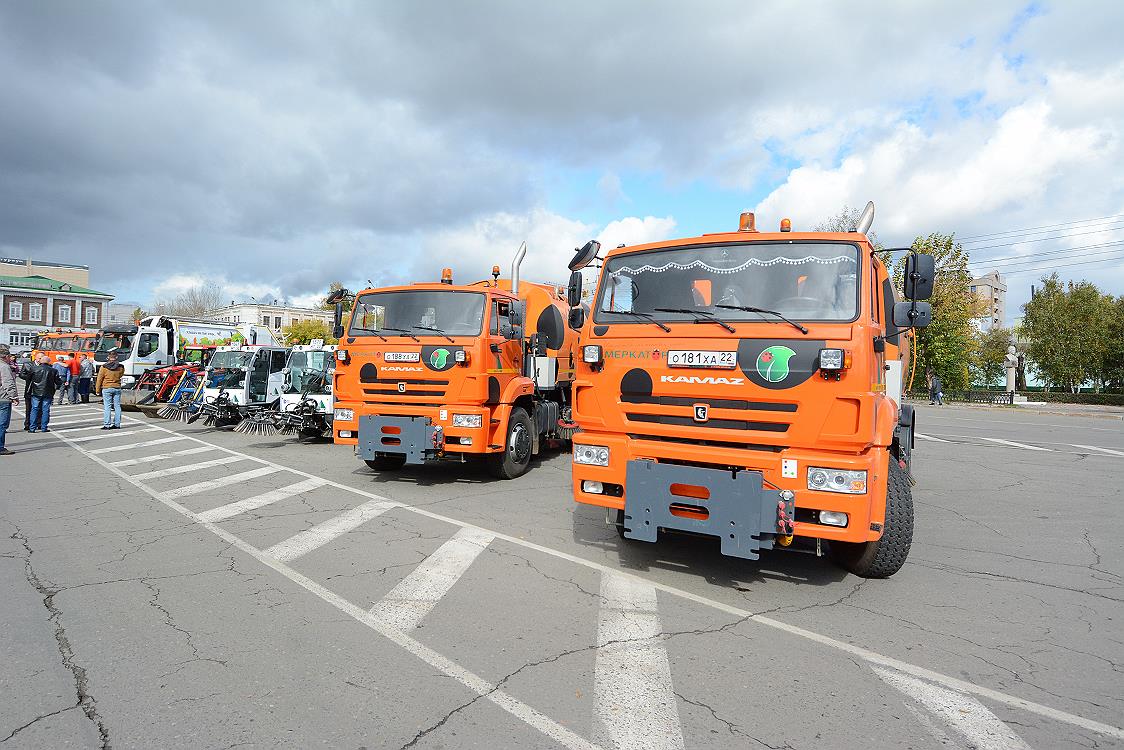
0, 274, 114, 351
970, 270, 1006, 330
0, 257, 90, 288
203, 302, 333, 336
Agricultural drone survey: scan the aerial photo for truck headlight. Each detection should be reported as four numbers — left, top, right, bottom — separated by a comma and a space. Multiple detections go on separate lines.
452, 414, 482, 428
818, 348, 845, 370
334, 408, 355, 422
807, 467, 867, 494
574, 444, 610, 466
582, 345, 603, 364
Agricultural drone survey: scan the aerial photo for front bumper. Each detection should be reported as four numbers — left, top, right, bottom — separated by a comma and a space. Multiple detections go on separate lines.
573, 431, 885, 545
335, 403, 495, 454
624, 460, 791, 560
358, 414, 443, 465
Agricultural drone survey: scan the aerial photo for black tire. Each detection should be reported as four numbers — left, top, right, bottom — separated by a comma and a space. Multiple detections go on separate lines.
487, 407, 533, 479
365, 455, 407, 471
830, 458, 914, 578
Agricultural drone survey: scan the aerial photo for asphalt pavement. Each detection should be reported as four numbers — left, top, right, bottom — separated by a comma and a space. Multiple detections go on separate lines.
1, 401, 1121, 749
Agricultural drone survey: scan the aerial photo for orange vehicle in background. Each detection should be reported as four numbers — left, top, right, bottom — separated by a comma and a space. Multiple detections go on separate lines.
31, 330, 99, 362
563, 203, 934, 577
332, 243, 578, 479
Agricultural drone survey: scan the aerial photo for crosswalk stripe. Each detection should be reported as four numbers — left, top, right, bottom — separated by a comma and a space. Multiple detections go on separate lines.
129, 455, 249, 481
914, 433, 951, 443
67, 428, 158, 443
54, 423, 125, 433
369, 527, 494, 631
108, 446, 218, 467
196, 478, 327, 523
1072, 444, 1124, 457
46, 418, 113, 427
874, 666, 1031, 750
158, 466, 280, 500
87, 436, 187, 455
982, 437, 1052, 452
264, 499, 396, 563
594, 572, 684, 750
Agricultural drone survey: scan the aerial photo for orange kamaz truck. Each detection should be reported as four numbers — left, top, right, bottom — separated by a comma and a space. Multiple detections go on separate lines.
564, 203, 933, 577
332, 244, 578, 479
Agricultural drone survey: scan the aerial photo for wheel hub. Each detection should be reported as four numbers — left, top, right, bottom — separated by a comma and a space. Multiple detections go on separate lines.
509, 423, 531, 463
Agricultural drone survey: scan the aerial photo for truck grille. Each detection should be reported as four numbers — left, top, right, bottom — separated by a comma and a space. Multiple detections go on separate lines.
621, 394, 796, 434
362, 378, 449, 406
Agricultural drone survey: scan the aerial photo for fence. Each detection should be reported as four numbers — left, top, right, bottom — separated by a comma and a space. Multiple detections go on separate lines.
906, 390, 1015, 405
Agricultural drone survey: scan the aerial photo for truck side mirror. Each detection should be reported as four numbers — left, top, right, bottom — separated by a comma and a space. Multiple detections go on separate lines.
893, 301, 932, 328
568, 307, 585, 331
903, 253, 935, 300
568, 240, 601, 271
333, 302, 344, 339
567, 271, 583, 308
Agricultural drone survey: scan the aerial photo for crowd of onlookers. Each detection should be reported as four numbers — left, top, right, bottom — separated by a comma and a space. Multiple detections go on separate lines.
0, 345, 125, 456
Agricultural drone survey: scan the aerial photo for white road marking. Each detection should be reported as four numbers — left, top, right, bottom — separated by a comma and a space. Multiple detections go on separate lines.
108, 446, 219, 467
1072, 444, 1124, 457
264, 499, 396, 562
369, 527, 495, 631
68, 428, 158, 443
87, 436, 187, 455
159, 466, 280, 500
54, 423, 129, 433
48, 418, 115, 427
38, 413, 1124, 742
48, 432, 602, 750
914, 432, 951, 443
129, 455, 249, 481
875, 666, 1032, 750
594, 572, 684, 750
196, 478, 327, 523
982, 437, 1052, 452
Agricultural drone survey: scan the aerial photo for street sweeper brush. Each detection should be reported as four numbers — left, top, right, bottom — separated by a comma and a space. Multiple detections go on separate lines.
234, 409, 279, 437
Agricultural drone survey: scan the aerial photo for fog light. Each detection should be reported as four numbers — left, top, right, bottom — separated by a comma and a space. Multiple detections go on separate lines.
338, 430, 353, 438
820, 510, 849, 527
459, 436, 473, 445
819, 348, 844, 370
582, 480, 604, 494
582, 345, 603, 364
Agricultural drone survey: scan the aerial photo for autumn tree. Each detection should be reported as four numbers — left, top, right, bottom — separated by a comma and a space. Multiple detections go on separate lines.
282, 319, 337, 345
152, 281, 225, 318
969, 326, 1011, 387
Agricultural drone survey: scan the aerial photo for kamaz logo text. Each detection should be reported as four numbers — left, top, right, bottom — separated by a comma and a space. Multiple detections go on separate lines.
660, 375, 744, 386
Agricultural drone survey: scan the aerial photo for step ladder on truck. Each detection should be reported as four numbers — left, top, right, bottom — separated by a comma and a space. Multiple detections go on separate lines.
563, 202, 934, 578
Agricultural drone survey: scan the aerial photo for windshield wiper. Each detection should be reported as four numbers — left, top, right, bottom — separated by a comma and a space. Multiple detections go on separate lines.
381, 326, 420, 342
604, 310, 671, 332
653, 308, 736, 333
412, 325, 454, 343
714, 305, 808, 334
347, 327, 387, 341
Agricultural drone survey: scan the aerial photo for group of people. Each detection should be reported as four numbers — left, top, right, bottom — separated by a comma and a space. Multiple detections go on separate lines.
0, 345, 128, 455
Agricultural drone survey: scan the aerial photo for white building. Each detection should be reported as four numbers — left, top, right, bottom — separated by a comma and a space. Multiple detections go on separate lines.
0, 273, 113, 351
970, 270, 1006, 330
203, 302, 333, 337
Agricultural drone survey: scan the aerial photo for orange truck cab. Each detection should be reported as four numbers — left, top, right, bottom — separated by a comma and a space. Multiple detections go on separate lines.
32, 330, 99, 362
332, 244, 578, 479
564, 203, 934, 578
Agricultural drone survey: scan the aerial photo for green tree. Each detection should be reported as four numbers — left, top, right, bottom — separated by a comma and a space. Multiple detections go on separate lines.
1021, 274, 1114, 393
283, 319, 337, 345
969, 326, 1011, 387
894, 233, 983, 390
1103, 296, 1124, 391
130, 306, 146, 322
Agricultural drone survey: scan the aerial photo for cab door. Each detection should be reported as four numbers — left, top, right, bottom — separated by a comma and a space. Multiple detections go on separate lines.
267, 349, 288, 399
247, 351, 270, 403
488, 298, 522, 388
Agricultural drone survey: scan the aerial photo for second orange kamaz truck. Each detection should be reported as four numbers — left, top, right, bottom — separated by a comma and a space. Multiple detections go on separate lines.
564, 203, 934, 577
332, 244, 578, 479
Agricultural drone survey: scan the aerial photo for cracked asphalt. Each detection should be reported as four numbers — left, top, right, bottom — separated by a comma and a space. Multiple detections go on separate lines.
1, 402, 1121, 749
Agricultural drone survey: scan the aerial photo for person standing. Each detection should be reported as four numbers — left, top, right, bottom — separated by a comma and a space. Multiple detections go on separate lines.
52, 356, 70, 405
931, 372, 944, 406
19, 358, 33, 431
0, 345, 19, 455
95, 350, 125, 429
78, 353, 95, 403
22, 353, 62, 432
67, 354, 82, 404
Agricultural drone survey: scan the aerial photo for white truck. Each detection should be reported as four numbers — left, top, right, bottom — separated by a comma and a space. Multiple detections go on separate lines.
95, 316, 279, 386
197, 344, 290, 428
236, 341, 336, 438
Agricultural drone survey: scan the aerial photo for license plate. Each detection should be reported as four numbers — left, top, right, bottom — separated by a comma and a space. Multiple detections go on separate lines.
384, 351, 420, 362
666, 350, 737, 369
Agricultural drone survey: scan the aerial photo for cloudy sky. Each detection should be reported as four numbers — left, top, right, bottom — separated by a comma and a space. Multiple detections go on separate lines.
1, 1, 1122, 320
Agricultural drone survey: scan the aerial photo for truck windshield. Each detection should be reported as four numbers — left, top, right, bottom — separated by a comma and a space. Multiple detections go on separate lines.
284, 350, 331, 394
96, 333, 134, 354
594, 242, 860, 324
348, 291, 485, 337
81, 337, 98, 351
207, 351, 251, 389
209, 351, 252, 370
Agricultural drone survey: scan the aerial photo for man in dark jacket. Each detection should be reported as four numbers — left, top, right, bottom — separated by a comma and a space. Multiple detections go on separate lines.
21, 353, 63, 432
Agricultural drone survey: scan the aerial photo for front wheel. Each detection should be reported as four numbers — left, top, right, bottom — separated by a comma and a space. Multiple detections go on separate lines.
830, 458, 914, 578
365, 455, 407, 471
486, 407, 533, 479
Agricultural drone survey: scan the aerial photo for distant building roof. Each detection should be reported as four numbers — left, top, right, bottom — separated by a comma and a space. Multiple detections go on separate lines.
0, 257, 89, 271
0, 274, 111, 297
